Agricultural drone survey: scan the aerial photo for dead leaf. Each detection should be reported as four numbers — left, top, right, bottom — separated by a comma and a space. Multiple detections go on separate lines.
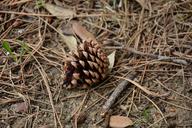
71, 21, 97, 43
135, 0, 149, 10
107, 50, 116, 70
60, 23, 74, 36
109, 115, 133, 128
58, 28, 77, 51
44, 3, 75, 19
11, 102, 28, 113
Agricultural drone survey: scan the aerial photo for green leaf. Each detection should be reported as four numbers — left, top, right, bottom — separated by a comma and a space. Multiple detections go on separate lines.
142, 108, 150, 121
2, 41, 12, 54
35, 0, 45, 9
2, 41, 17, 62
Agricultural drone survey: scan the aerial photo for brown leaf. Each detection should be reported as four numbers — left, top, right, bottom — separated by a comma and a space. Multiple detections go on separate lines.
71, 21, 97, 43
11, 102, 28, 113
44, 3, 75, 19
109, 115, 133, 128
60, 23, 74, 36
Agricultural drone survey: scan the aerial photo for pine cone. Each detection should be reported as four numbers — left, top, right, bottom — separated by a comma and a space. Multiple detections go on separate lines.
63, 40, 109, 89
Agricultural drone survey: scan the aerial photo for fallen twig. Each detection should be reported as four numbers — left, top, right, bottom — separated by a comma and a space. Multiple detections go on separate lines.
125, 47, 189, 65
101, 72, 138, 116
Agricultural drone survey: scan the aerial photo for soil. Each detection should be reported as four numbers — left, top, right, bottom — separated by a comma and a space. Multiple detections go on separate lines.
0, 0, 192, 128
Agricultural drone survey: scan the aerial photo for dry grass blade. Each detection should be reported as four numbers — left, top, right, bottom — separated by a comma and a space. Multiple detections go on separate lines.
125, 47, 189, 65
155, 79, 192, 101
35, 62, 63, 128
0, 98, 19, 105
115, 76, 169, 97
160, 99, 192, 111
1, 0, 192, 127
143, 94, 168, 124
7, 0, 32, 6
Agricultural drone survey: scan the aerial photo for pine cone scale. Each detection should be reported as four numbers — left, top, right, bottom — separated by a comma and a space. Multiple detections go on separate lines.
63, 40, 109, 89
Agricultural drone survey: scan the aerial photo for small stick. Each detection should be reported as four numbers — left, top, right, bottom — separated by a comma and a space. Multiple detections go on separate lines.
125, 47, 189, 65
101, 72, 138, 116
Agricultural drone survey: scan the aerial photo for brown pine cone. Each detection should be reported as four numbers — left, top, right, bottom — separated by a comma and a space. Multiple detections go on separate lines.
63, 40, 109, 89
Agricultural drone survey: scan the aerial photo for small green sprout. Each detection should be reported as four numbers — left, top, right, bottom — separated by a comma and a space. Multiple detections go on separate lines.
2, 41, 17, 62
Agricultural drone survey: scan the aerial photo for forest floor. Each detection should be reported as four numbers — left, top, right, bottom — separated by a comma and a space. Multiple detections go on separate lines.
0, 0, 192, 128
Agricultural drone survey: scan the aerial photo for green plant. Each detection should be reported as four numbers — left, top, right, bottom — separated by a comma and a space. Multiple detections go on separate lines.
142, 108, 150, 122
17, 40, 30, 63
2, 40, 31, 63
2, 41, 17, 62
35, 0, 45, 9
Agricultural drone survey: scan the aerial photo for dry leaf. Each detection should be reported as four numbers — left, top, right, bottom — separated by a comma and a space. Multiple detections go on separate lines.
71, 21, 97, 43
60, 23, 74, 36
109, 115, 133, 128
58, 28, 77, 51
44, 3, 75, 19
107, 50, 116, 70
11, 102, 28, 113
135, 0, 149, 10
